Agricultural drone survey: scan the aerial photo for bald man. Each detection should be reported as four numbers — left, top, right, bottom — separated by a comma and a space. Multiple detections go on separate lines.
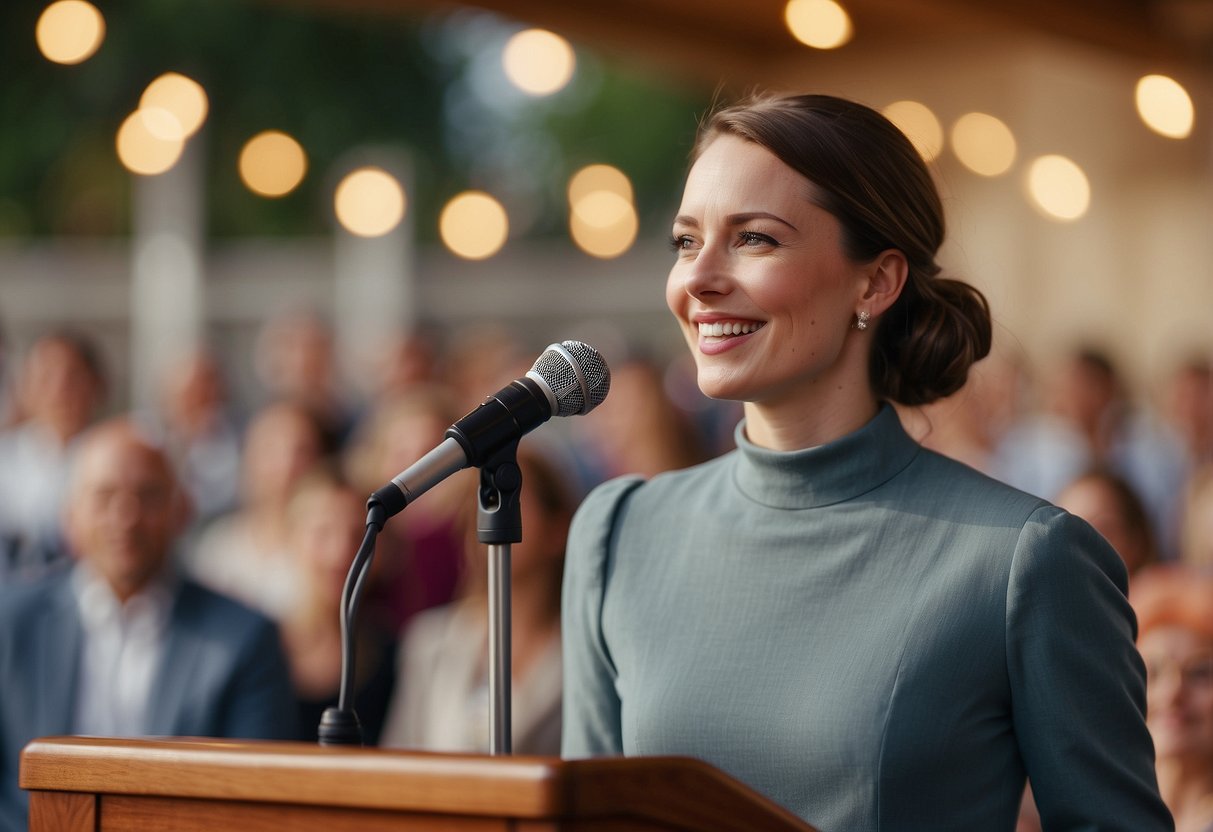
0, 418, 298, 832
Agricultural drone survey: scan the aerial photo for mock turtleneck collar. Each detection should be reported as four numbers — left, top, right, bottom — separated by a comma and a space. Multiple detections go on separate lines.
732, 404, 921, 510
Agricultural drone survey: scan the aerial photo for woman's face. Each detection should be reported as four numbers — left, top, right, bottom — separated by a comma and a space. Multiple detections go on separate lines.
1140, 625, 1213, 762
665, 134, 870, 407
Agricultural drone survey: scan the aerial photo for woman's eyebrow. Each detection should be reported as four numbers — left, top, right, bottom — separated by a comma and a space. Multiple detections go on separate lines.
672, 211, 798, 231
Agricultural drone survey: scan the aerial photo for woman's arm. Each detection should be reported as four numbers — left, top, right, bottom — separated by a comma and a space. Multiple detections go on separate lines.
1007, 506, 1173, 831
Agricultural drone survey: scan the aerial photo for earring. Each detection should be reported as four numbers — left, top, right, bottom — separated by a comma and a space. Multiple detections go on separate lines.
855, 310, 870, 331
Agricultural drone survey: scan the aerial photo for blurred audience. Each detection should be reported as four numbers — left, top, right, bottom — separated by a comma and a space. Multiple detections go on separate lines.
910, 347, 1027, 477
368, 327, 442, 406
0, 330, 107, 580
441, 323, 530, 412
577, 355, 710, 481
379, 447, 573, 754
991, 345, 1189, 558
254, 307, 355, 447
1132, 565, 1213, 832
1055, 467, 1158, 577
1162, 355, 1213, 466
187, 399, 327, 620
1181, 464, 1213, 569
279, 467, 397, 744
345, 384, 470, 634
0, 418, 296, 832
141, 348, 243, 529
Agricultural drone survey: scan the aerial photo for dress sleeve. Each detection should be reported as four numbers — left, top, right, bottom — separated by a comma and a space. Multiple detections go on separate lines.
1006, 506, 1173, 832
560, 476, 644, 758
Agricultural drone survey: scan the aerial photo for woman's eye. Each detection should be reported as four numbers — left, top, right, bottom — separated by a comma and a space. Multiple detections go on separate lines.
669, 234, 695, 252
739, 230, 778, 247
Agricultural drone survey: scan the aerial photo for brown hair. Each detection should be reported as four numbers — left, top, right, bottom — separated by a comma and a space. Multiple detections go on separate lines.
696, 93, 991, 406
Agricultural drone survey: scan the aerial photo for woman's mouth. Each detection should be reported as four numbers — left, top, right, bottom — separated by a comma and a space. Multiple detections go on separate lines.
697, 320, 765, 338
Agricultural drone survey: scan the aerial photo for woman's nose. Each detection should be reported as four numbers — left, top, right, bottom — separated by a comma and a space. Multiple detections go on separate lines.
679, 241, 732, 299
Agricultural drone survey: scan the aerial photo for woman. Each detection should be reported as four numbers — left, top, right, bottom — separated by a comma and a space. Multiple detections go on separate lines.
561, 93, 1170, 831
1133, 566, 1213, 832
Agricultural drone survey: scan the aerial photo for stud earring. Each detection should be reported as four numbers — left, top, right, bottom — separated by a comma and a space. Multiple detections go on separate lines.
855, 310, 870, 331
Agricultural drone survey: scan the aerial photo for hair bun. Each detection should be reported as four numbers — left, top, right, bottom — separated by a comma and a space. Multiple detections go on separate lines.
871, 277, 991, 406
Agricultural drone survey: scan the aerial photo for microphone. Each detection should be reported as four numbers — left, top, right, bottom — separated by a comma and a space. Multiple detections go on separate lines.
368, 340, 611, 521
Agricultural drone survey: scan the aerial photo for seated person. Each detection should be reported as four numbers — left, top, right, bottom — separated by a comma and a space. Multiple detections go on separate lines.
0, 418, 297, 832
1132, 565, 1213, 832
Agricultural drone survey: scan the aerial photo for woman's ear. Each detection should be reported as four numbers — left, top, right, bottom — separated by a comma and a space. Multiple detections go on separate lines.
862, 249, 909, 318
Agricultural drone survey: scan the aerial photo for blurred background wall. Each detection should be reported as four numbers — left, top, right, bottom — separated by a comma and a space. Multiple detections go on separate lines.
2, 0, 1211, 412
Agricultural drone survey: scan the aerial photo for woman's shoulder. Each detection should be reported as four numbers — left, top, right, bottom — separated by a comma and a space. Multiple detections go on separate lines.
909, 444, 1053, 524
575, 455, 735, 524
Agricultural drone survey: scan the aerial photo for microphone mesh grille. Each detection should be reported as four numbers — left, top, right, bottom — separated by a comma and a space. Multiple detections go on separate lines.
531, 340, 611, 417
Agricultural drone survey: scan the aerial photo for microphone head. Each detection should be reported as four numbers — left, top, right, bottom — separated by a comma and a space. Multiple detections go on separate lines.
528, 340, 611, 417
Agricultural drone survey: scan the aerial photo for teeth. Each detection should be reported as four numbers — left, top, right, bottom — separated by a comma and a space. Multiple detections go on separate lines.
698, 321, 763, 337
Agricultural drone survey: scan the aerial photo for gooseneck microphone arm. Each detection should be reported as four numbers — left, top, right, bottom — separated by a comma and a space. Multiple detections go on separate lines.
317, 502, 387, 746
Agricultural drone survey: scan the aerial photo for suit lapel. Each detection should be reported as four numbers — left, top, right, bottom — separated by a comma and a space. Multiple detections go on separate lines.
146, 584, 203, 736
36, 581, 82, 736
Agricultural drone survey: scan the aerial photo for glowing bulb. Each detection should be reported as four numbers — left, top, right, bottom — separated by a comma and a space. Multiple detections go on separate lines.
502, 29, 576, 96
883, 100, 944, 161
334, 167, 406, 237
439, 191, 509, 260
951, 112, 1017, 177
115, 109, 185, 176
568, 164, 633, 204
784, 0, 853, 49
239, 131, 307, 198
140, 73, 209, 139
36, 0, 105, 65
1135, 74, 1194, 139
1026, 155, 1090, 221
570, 190, 637, 259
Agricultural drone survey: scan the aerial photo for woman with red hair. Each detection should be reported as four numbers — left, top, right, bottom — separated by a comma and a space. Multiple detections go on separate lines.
1133, 565, 1213, 832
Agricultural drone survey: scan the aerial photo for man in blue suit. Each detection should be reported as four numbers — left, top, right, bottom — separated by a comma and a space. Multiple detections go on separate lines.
0, 417, 298, 832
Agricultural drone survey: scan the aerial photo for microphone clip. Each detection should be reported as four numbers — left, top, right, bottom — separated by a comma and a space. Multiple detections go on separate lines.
476, 441, 524, 545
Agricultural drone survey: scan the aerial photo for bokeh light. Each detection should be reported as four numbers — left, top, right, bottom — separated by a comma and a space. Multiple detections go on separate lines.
882, 100, 944, 161
570, 190, 638, 259
951, 112, 1017, 176
784, 0, 853, 49
439, 191, 509, 260
568, 164, 633, 205
140, 73, 209, 140
334, 167, 406, 237
35, 0, 105, 65
1026, 155, 1090, 221
502, 28, 576, 96
115, 109, 185, 176
239, 131, 307, 198
1135, 74, 1194, 139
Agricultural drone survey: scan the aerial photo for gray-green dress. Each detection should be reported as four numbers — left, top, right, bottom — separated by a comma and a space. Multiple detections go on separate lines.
561, 405, 1171, 832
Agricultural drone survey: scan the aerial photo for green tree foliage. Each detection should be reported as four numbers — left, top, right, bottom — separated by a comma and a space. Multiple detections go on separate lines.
0, 1, 709, 243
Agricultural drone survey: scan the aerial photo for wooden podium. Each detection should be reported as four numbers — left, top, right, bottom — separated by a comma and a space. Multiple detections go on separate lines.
20, 736, 818, 831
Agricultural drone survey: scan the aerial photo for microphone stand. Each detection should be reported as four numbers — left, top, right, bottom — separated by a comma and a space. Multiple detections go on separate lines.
477, 441, 524, 756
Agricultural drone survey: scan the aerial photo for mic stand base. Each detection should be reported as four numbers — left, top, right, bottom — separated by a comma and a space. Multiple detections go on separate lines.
317, 707, 363, 746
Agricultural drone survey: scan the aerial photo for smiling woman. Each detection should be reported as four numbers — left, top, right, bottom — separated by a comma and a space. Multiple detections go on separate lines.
561, 92, 1172, 832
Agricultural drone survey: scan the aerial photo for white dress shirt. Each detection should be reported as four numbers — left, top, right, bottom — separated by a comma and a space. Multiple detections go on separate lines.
71, 565, 174, 737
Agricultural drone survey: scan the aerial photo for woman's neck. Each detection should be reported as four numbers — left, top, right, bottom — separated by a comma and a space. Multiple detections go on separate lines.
745, 393, 879, 451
